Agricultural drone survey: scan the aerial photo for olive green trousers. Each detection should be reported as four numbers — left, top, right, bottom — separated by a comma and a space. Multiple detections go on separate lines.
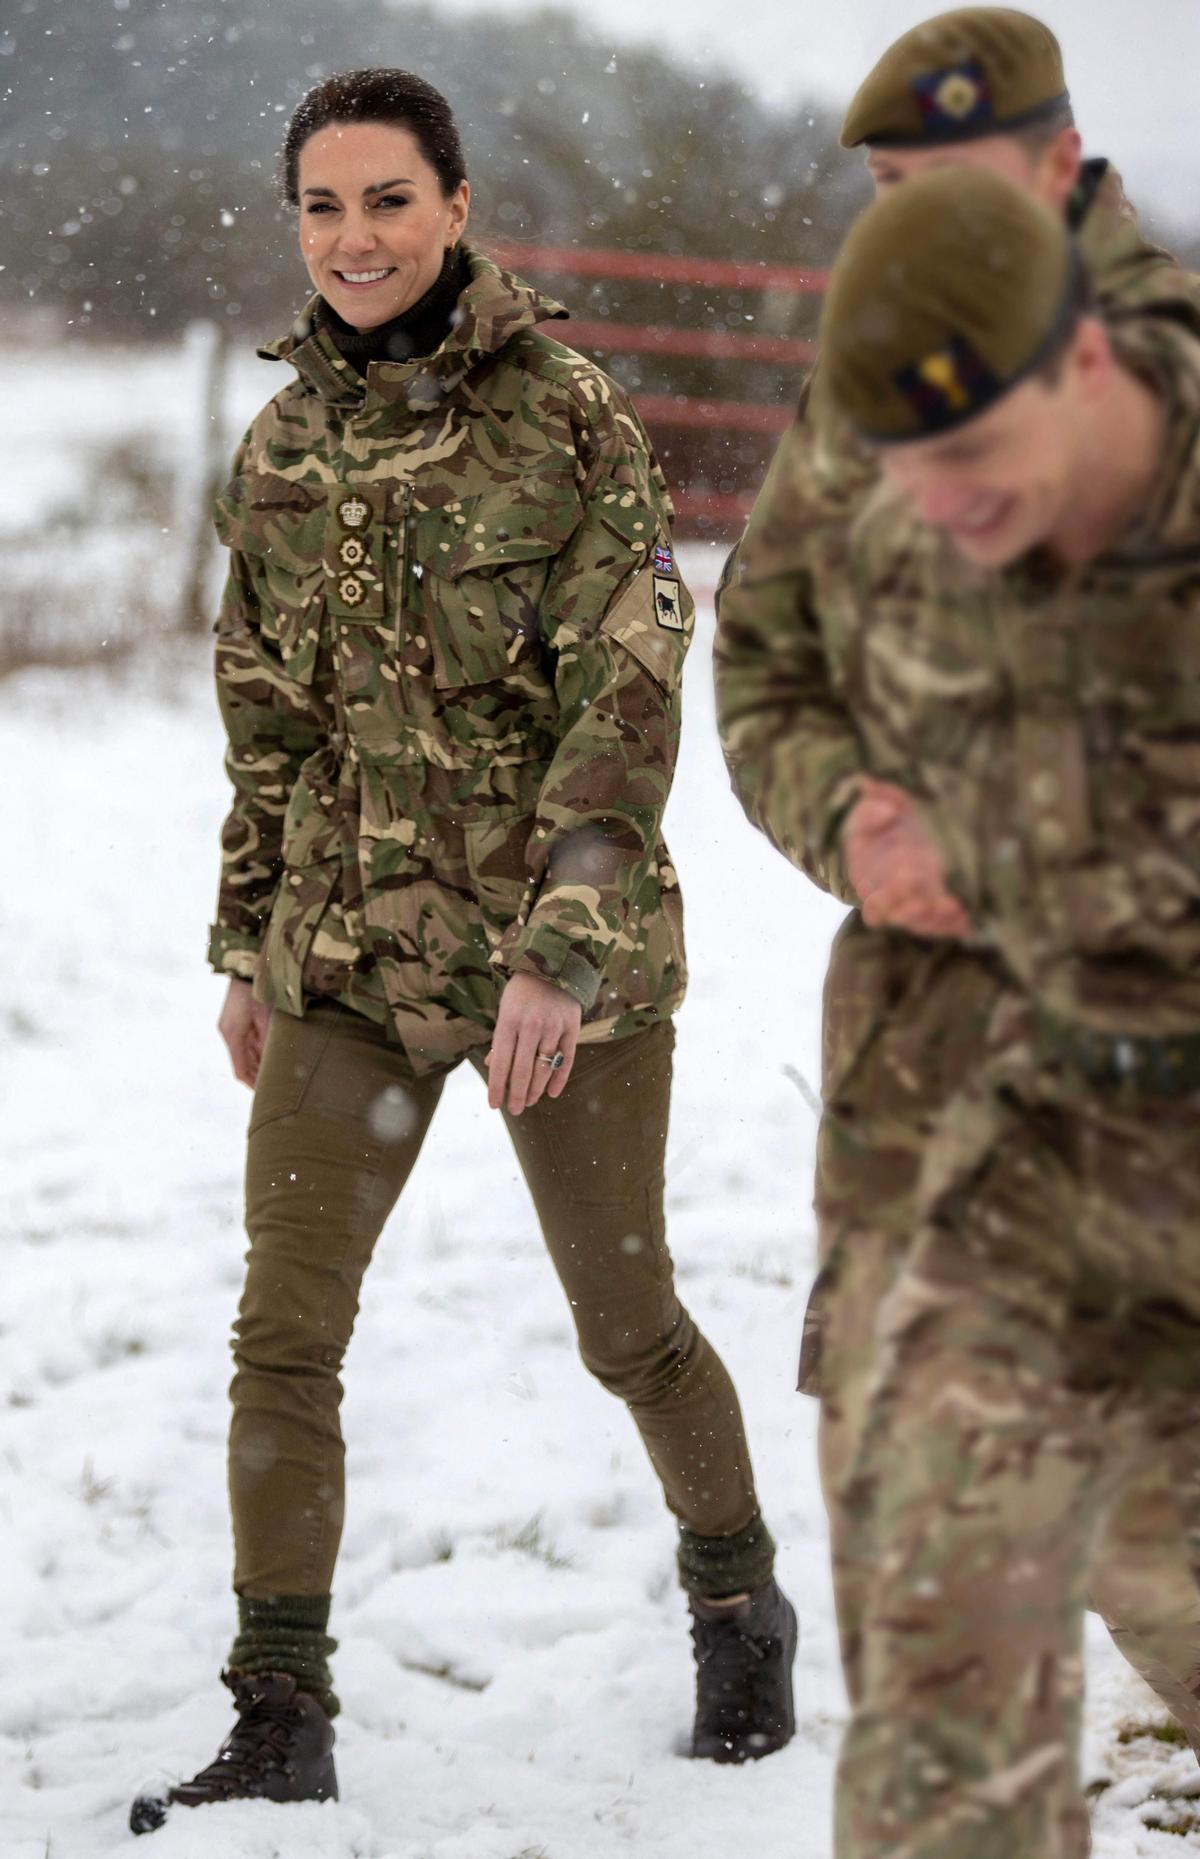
229, 1004, 770, 1606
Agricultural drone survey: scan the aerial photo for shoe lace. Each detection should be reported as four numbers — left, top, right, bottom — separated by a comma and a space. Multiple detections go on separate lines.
692, 1612, 779, 1736
194, 1688, 303, 1791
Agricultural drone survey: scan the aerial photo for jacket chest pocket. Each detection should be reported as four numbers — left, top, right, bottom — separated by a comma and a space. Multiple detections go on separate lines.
1080, 574, 1200, 795
856, 585, 1004, 773
214, 471, 329, 682
411, 479, 582, 690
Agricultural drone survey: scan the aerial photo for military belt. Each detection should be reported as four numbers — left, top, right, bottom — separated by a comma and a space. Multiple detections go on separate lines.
1035, 1011, 1200, 1098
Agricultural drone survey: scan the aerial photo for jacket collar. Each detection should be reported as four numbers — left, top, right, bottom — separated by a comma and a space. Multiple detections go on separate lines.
257, 246, 569, 410
1074, 155, 1189, 316
1105, 322, 1200, 562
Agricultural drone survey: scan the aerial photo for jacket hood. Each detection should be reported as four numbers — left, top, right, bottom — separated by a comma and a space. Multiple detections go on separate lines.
1076, 156, 1200, 332
257, 246, 569, 410
1071, 159, 1200, 561
1108, 320, 1200, 564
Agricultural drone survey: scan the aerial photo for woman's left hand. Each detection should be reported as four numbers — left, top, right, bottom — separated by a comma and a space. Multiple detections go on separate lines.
487, 973, 583, 1116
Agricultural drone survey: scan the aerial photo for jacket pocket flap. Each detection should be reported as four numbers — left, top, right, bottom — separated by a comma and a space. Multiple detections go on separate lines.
412, 477, 581, 578
214, 472, 328, 572
214, 473, 327, 682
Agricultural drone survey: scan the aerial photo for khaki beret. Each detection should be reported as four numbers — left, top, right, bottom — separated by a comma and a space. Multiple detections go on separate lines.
841, 7, 1069, 149
821, 165, 1087, 441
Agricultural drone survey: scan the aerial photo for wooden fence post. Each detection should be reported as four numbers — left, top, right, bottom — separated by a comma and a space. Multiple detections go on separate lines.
177, 318, 231, 634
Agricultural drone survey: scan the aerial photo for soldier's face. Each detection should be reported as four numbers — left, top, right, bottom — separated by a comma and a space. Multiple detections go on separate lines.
866, 128, 1080, 213
868, 137, 1034, 196
877, 377, 1075, 567
297, 122, 470, 329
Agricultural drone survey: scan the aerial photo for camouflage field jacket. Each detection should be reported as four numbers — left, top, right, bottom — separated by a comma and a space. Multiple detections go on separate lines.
715, 161, 1200, 908
207, 251, 692, 1072
828, 324, 1200, 1035
715, 169, 1200, 1038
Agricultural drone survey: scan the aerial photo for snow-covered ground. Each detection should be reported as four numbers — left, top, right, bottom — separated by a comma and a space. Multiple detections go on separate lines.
4, 348, 1198, 1856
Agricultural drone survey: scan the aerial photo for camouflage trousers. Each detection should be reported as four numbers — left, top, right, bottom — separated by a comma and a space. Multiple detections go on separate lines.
811, 920, 1200, 1859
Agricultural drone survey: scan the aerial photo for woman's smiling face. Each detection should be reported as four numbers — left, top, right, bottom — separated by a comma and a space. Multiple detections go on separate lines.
297, 120, 469, 330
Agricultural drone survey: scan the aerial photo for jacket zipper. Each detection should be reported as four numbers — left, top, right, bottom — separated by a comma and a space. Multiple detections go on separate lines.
387, 480, 414, 715
396, 480, 414, 661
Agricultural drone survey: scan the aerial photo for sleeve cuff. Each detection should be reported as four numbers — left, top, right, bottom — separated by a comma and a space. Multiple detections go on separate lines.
207, 926, 262, 981
499, 921, 603, 1013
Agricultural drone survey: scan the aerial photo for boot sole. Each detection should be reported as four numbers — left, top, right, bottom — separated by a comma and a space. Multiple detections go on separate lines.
129, 1758, 338, 1834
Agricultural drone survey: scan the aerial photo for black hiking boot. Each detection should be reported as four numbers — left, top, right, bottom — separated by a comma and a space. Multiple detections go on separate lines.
689, 1578, 798, 1763
129, 1669, 338, 1833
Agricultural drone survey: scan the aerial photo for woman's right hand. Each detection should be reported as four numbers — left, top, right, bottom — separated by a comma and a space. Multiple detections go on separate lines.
218, 978, 272, 1089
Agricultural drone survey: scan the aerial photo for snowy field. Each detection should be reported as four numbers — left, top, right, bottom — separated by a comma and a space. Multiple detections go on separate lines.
4, 346, 1199, 1857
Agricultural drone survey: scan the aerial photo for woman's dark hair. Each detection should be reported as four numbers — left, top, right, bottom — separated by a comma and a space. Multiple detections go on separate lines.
280, 69, 467, 206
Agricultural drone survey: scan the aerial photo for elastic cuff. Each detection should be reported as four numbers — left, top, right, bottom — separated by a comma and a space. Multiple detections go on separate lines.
501, 925, 602, 1012
229, 1593, 340, 1718
677, 1513, 777, 1600
207, 925, 262, 980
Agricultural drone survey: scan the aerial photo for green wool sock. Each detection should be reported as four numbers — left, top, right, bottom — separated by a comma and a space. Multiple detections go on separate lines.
677, 1512, 777, 1600
229, 1593, 340, 1718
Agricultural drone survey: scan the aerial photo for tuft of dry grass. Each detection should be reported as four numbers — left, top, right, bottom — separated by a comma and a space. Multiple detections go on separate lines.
0, 433, 208, 679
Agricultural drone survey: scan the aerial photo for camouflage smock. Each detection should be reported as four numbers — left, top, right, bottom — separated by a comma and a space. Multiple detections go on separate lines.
839, 321, 1200, 1038
715, 161, 1200, 909
716, 168, 1200, 1039
207, 250, 692, 1073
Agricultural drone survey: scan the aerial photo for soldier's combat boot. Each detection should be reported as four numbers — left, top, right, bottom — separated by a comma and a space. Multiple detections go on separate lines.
689, 1578, 798, 1762
129, 1669, 337, 1833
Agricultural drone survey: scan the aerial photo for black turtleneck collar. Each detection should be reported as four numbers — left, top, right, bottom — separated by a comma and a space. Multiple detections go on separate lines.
318, 245, 470, 374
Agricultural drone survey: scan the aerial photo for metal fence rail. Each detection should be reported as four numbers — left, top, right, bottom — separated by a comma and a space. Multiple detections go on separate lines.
490, 239, 827, 534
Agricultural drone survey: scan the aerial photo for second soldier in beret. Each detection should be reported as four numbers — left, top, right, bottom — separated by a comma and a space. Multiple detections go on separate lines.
842, 6, 1073, 168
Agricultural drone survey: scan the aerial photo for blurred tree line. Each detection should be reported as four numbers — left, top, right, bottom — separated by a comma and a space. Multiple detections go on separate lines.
4, 0, 863, 335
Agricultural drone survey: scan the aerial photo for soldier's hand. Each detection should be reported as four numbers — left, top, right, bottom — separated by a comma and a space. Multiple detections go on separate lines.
864, 879, 972, 938
845, 778, 972, 940
218, 978, 273, 1089
487, 973, 582, 1117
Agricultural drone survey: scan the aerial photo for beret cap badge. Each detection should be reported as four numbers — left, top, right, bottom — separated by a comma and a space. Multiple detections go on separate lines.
894, 336, 1001, 427
914, 60, 994, 131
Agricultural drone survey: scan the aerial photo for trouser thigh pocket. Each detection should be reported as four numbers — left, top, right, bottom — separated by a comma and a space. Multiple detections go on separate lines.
247, 1004, 345, 1135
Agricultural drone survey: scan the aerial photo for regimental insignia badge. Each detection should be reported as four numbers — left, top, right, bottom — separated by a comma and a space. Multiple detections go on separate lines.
338, 495, 369, 530
338, 575, 365, 606
339, 535, 367, 567
654, 540, 674, 575
911, 60, 994, 133
653, 574, 685, 632
894, 335, 1000, 430
935, 72, 981, 118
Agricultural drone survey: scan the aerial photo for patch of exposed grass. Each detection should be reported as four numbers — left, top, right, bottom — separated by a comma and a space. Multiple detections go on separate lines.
493, 1512, 573, 1571
80, 1459, 114, 1507
1117, 1717, 1189, 1748
397, 1657, 490, 1694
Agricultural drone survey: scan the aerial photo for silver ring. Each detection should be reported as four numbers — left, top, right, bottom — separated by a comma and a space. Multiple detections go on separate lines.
537, 1050, 566, 1070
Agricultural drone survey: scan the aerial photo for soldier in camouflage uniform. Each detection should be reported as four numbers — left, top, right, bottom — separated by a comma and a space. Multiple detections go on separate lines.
714, 2, 1200, 1776
130, 69, 795, 1834
810, 161, 1200, 1859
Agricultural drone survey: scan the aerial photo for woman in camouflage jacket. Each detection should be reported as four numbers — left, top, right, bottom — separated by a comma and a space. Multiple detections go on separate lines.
132, 68, 795, 1834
